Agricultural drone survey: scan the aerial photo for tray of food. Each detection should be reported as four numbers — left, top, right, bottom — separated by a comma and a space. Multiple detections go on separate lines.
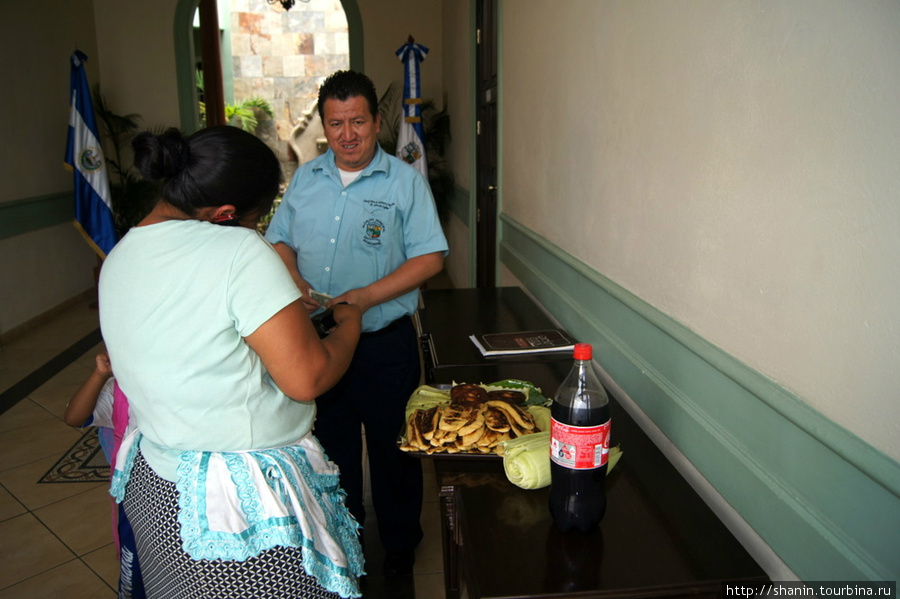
398, 380, 551, 458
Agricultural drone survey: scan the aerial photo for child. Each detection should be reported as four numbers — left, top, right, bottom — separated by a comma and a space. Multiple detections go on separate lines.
65, 352, 145, 599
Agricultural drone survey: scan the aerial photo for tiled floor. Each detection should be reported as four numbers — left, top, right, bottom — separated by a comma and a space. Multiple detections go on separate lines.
0, 291, 448, 598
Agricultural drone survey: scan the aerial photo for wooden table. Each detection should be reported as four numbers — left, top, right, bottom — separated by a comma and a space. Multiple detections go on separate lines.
417, 288, 768, 599
419, 286, 573, 380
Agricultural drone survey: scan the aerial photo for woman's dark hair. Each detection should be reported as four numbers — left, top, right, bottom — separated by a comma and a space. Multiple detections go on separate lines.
317, 70, 379, 121
132, 126, 282, 218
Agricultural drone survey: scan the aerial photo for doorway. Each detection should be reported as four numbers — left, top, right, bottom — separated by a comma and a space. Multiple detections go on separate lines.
174, 0, 364, 138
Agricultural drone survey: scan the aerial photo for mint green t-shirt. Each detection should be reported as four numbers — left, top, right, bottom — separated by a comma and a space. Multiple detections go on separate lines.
99, 220, 307, 481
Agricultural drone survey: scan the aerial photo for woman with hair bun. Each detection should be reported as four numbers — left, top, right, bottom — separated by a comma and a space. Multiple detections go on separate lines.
99, 126, 365, 599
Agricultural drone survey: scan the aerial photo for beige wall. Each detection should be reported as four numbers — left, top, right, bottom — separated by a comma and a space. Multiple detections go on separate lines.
1, 1, 185, 336
501, 1, 900, 461
0, 226, 98, 336
440, 0, 473, 287
356, 0, 444, 105
441, 0, 472, 187
92, 0, 183, 132
0, 1, 102, 335
2, 0, 100, 203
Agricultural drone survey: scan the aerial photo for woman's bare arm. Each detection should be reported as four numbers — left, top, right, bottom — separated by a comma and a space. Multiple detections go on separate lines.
244, 300, 361, 402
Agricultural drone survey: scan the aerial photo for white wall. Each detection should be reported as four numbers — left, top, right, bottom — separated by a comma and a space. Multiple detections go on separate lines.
501, 1, 900, 461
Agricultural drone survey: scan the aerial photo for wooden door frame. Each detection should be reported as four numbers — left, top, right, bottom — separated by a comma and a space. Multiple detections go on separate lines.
475, 0, 499, 288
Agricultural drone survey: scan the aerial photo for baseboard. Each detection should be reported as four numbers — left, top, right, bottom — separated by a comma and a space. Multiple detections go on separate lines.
0, 289, 96, 347
499, 213, 900, 581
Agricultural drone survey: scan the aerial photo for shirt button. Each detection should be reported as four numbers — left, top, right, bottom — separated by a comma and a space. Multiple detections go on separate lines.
330, 239, 336, 243
335, 216, 340, 221
325, 267, 331, 272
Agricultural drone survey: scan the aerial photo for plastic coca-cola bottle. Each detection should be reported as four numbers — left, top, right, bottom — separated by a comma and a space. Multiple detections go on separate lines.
549, 343, 611, 533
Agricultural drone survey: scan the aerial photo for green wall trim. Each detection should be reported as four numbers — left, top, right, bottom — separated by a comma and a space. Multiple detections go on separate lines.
0, 193, 74, 241
175, 0, 202, 133
342, 0, 363, 73
219, 0, 235, 106
450, 183, 470, 226
499, 213, 900, 581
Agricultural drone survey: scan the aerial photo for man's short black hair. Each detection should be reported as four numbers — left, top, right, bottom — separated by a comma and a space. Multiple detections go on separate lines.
317, 70, 379, 121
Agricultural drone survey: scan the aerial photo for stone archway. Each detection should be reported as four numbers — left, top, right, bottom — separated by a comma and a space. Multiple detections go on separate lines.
227, 1, 349, 179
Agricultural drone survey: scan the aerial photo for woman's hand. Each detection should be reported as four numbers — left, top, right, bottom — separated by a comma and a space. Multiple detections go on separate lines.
330, 302, 363, 328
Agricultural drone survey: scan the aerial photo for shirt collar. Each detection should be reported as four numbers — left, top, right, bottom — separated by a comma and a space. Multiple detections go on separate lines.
314, 144, 391, 180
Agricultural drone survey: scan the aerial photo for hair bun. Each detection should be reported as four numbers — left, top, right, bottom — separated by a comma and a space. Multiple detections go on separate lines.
132, 128, 190, 182
158, 129, 190, 178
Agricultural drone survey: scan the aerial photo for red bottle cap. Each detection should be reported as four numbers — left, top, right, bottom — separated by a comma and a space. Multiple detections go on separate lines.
573, 343, 592, 360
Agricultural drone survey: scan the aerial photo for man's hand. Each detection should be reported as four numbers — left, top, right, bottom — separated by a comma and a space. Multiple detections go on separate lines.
327, 252, 444, 315
298, 285, 321, 313
273, 242, 320, 313
328, 287, 375, 313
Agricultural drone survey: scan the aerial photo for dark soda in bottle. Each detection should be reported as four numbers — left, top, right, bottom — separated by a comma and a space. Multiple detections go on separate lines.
549, 343, 611, 533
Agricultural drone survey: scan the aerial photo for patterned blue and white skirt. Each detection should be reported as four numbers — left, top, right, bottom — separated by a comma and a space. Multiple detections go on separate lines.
114, 432, 364, 599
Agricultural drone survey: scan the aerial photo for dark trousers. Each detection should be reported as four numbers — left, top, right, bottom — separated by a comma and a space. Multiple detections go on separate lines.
313, 316, 424, 555
118, 503, 145, 598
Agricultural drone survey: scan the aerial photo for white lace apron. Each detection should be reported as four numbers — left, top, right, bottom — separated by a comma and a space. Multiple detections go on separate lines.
110, 430, 365, 598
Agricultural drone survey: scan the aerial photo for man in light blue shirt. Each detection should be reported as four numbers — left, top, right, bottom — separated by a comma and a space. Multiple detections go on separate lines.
266, 70, 448, 579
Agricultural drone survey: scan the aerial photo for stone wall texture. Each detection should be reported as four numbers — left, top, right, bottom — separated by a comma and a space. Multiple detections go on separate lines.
228, 0, 349, 178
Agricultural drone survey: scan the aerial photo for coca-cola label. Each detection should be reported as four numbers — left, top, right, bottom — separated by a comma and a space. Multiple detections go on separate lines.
550, 418, 611, 470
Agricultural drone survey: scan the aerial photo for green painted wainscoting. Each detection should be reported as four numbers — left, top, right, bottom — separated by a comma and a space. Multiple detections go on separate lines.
449, 182, 471, 226
499, 213, 900, 582
0, 193, 74, 241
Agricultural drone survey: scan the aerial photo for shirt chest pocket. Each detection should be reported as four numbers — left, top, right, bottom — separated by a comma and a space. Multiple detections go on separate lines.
357, 201, 398, 250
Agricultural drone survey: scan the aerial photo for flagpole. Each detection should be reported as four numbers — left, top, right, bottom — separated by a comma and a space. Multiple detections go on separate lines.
395, 36, 429, 178
65, 50, 118, 260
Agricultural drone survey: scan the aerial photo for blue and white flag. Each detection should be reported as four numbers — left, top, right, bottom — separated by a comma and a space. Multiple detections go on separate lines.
395, 38, 429, 178
65, 50, 117, 258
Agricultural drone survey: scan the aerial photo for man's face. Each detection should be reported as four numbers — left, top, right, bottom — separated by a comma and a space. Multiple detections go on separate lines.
322, 95, 381, 172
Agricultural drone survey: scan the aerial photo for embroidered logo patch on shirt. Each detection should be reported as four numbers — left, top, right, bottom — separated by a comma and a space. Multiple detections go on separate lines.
363, 218, 385, 246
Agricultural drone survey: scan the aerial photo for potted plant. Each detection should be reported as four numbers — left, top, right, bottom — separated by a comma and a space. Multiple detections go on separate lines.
93, 86, 157, 235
